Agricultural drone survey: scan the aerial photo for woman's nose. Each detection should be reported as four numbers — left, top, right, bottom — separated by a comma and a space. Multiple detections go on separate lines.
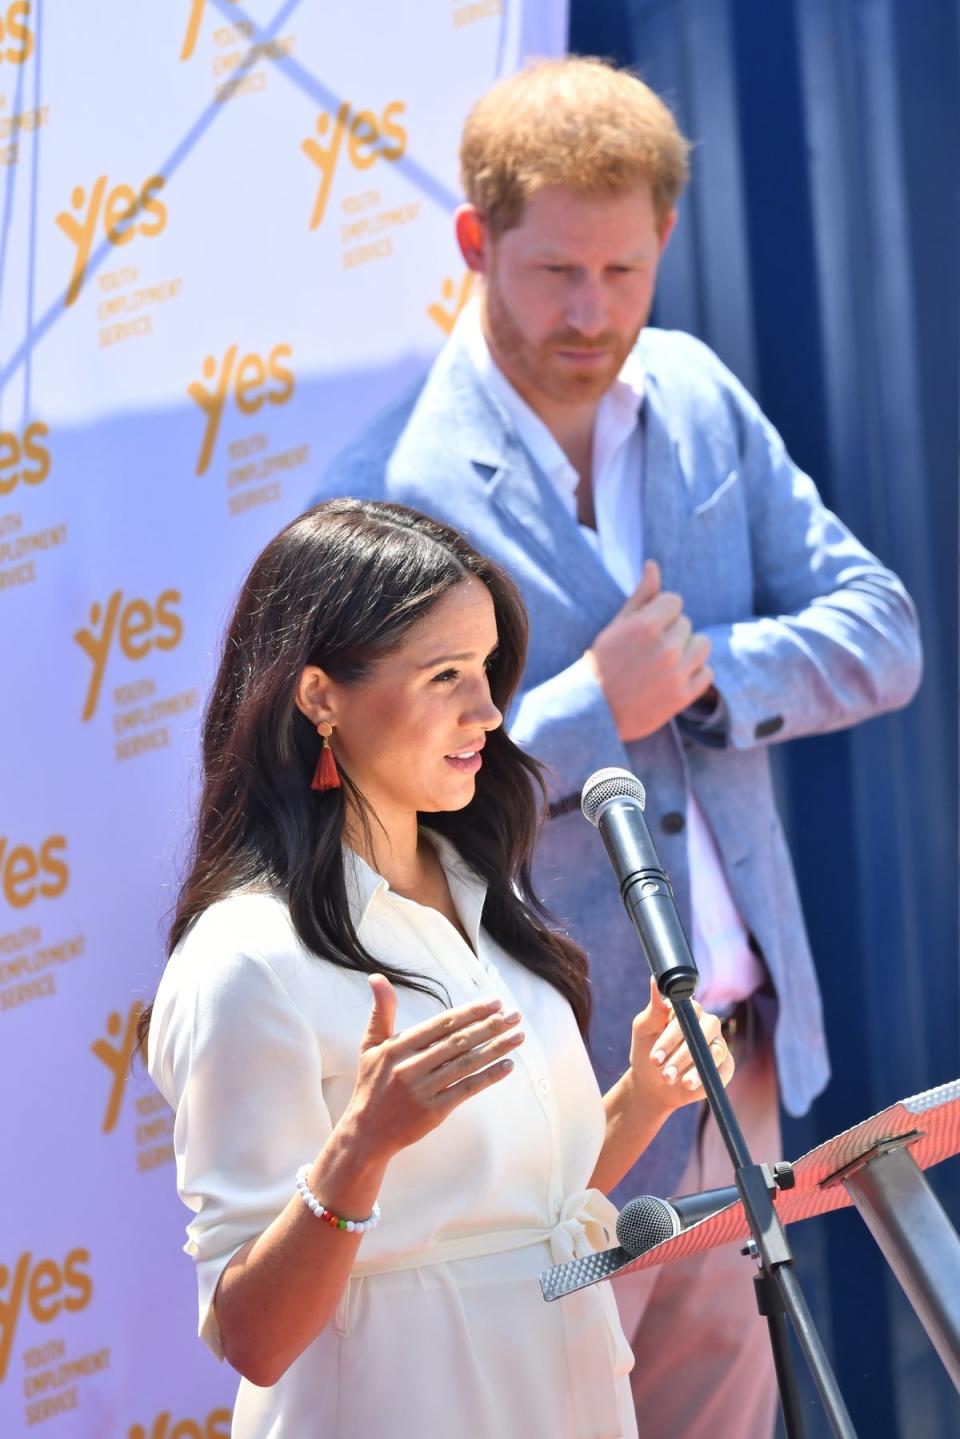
464, 684, 502, 732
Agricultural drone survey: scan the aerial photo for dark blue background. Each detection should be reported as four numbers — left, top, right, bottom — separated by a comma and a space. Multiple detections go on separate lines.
569, 2, 960, 1434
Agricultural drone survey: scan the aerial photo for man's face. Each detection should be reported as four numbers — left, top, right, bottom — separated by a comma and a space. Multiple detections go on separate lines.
478, 183, 673, 411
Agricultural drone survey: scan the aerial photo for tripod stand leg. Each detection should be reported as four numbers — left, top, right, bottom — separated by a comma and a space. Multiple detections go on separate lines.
755, 1271, 806, 1439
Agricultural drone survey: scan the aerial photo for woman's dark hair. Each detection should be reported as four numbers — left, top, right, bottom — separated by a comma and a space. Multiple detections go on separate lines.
136, 499, 589, 1056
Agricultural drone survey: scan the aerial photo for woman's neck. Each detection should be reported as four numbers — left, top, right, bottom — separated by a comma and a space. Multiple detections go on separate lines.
343, 808, 431, 896
344, 809, 471, 949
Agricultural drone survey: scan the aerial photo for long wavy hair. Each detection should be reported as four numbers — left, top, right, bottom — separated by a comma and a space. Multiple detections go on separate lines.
137, 499, 590, 1056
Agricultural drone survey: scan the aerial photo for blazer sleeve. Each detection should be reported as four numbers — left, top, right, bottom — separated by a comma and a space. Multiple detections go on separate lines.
508, 655, 630, 806
693, 367, 922, 751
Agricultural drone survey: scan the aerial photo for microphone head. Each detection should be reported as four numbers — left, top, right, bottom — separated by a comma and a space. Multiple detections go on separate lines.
616, 1195, 681, 1257
580, 768, 646, 827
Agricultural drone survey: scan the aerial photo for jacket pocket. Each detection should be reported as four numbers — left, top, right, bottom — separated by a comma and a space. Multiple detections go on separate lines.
692, 467, 738, 518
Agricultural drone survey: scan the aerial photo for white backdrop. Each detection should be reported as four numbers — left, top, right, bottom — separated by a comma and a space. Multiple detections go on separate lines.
0, 3, 564, 1434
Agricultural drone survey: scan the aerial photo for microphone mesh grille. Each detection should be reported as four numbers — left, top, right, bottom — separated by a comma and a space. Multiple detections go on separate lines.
616, 1195, 679, 1257
580, 768, 647, 827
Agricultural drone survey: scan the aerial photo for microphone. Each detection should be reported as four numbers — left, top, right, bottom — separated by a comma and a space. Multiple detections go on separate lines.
616, 1187, 739, 1257
539, 1186, 741, 1302
580, 767, 699, 999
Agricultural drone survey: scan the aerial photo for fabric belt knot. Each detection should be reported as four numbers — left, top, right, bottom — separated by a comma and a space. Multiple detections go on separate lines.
334, 1189, 634, 1434
549, 1186, 619, 1263
548, 1189, 634, 1437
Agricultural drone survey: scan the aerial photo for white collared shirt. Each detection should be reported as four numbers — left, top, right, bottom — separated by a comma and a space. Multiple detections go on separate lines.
148, 833, 635, 1438
462, 300, 763, 1011
463, 301, 645, 595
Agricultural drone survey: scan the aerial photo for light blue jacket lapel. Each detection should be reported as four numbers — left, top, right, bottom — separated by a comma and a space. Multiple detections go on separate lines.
485, 454, 626, 624
447, 342, 626, 626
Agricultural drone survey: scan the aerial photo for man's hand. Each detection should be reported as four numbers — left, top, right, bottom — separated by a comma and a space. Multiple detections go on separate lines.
585, 559, 713, 742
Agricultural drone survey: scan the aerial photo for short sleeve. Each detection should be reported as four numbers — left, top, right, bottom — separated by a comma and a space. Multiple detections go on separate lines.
148, 926, 333, 1357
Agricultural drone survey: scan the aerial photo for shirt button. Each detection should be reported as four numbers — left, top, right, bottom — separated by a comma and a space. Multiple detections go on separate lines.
662, 811, 685, 834
538, 1078, 551, 1096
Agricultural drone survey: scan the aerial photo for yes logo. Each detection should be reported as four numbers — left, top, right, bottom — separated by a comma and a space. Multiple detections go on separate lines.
73, 589, 183, 722
188, 343, 294, 476
0, 834, 68, 910
92, 1001, 143, 1134
0, 1248, 92, 1384
130, 1409, 232, 1439
427, 273, 475, 336
56, 175, 167, 307
0, 1, 33, 64
302, 100, 407, 231
0, 421, 50, 493
180, 0, 238, 62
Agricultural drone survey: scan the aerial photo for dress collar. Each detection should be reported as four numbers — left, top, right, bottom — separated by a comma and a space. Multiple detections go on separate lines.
342, 830, 488, 952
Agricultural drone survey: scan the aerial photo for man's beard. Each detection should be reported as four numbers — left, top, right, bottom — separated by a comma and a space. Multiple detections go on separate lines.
484, 273, 641, 407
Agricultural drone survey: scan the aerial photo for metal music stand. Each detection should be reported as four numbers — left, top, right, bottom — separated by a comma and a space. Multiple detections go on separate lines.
541, 1080, 960, 1393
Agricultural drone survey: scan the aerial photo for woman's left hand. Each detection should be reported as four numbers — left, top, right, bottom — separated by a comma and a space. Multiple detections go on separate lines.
628, 977, 735, 1115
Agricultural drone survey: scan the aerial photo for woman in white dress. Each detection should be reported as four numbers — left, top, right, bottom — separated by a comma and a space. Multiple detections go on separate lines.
141, 499, 733, 1439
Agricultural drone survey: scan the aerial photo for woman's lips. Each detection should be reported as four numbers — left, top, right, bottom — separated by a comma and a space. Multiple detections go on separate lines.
444, 749, 483, 774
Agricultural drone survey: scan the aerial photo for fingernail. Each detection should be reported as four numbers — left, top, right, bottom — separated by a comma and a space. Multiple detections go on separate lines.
663, 1065, 677, 1083
483, 996, 502, 1010
683, 1072, 698, 1089
651, 1049, 665, 1065
500, 1058, 514, 1072
503, 1010, 521, 1024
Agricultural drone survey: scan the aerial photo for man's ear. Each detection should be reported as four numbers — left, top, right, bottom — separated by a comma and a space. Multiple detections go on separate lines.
658, 208, 678, 255
455, 204, 490, 274
295, 665, 337, 725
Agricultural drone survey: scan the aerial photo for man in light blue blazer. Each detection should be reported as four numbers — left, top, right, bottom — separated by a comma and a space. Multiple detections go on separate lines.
320, 58, 922, 1439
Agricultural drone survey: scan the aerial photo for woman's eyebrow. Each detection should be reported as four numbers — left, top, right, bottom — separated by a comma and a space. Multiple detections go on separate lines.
415, 650, 475, 669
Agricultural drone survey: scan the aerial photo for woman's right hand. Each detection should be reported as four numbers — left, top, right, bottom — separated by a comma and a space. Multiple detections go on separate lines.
342, 974, 524, 1161
214, 977, 523, 1385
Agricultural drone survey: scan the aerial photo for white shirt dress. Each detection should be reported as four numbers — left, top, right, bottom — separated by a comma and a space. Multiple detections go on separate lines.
148, 834, 636, 1438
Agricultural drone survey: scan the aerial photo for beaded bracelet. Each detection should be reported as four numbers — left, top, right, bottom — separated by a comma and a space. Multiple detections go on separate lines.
295, 1164, 381, 1233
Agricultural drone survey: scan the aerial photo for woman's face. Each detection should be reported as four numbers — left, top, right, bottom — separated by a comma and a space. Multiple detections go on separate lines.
326, 576, 504, 830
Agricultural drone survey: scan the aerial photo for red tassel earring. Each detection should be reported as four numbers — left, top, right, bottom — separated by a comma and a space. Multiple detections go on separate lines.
310, 721, 341, 792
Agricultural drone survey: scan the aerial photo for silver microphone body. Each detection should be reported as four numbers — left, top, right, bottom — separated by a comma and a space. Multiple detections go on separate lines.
616, 1187, 740, 1258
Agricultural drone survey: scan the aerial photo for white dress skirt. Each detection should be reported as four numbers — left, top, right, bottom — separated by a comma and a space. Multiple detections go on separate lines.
148, 837, 637, 1439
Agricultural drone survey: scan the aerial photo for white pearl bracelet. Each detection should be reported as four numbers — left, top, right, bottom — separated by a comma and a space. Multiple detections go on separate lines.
295, 1164, 381, 1233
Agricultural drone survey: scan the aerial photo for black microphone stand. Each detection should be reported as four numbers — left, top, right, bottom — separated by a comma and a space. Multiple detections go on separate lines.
598, 796, 857, 1439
